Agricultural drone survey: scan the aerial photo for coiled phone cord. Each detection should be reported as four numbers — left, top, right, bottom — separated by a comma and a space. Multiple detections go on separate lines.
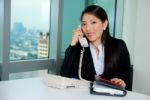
78, 47, 86, 81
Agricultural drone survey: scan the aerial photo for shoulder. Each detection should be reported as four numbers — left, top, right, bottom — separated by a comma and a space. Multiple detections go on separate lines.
111, 37, 124, 43
111, 38, 127, 47
108, 38, 129, 54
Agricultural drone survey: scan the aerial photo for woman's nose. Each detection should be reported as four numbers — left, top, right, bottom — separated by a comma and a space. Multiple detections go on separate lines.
85, 24, 91, 32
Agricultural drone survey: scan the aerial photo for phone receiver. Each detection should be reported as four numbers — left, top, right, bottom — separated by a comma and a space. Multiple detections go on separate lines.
79, 37, 88, 47
77, 25, 88, 47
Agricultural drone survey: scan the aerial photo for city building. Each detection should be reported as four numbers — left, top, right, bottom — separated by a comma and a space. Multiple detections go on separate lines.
38, 32, 49, 58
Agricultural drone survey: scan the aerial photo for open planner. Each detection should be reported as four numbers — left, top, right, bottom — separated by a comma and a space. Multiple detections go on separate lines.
90, 78, 127, 97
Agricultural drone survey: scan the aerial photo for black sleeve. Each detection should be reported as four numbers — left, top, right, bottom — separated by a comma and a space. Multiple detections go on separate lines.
60, 44, 81, 78
117, 40, 132, 90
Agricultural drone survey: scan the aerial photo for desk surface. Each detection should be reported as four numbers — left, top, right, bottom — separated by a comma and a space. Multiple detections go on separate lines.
0, 77, 150, 100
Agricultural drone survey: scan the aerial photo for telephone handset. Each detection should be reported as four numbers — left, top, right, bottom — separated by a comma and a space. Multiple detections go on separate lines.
78, 25, 88, 47
79, 37, 88, 47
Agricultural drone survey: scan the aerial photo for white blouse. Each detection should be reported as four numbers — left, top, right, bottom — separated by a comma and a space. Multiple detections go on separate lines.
90, 43, 104, 75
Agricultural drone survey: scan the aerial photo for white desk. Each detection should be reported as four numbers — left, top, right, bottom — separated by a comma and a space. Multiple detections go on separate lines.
0, 77, 150, 100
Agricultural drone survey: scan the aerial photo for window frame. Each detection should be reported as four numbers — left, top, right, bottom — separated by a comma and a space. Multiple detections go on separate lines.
1, 0, 63, 80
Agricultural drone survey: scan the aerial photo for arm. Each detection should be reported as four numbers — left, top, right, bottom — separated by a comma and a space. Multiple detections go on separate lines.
60, 44, 81, 78
60, 27, 84, 78
116, 40, 131, 90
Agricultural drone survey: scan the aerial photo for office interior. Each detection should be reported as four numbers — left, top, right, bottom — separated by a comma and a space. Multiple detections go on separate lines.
0, 0, 150, 96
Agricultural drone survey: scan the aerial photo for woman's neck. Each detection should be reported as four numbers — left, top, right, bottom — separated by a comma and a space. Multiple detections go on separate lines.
90, 39, 102, 59
91, 39, 101, 48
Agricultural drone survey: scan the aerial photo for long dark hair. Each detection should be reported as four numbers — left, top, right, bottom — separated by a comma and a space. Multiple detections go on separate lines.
80, 5, 117, 72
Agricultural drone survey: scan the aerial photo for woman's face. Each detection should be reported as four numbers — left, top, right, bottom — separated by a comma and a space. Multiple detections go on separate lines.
81, 13, 107, 44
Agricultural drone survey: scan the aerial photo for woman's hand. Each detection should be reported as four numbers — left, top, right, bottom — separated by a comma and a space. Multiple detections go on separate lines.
71, 28, 84, 46
110, 78, 126, 88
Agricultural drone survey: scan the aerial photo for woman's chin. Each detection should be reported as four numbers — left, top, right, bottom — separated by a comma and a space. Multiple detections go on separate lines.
88, 38, 95, 42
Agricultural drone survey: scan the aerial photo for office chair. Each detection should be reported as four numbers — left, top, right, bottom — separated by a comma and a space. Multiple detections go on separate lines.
127, 65, 133, 91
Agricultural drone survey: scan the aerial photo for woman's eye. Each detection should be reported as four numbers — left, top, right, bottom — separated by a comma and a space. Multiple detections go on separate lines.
81, 23, 86, 26
91, 21, 97, 24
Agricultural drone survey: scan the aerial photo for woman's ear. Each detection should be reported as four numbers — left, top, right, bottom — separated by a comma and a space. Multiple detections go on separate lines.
103, 20, 108, 31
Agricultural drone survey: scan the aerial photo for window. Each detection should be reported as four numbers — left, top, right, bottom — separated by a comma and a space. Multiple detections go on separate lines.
1, 0, 62, 80
10, 0, 50, 60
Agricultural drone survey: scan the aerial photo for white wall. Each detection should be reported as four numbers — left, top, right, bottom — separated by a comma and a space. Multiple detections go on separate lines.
133, 0, 150, 95
123, 0, 150, 95
122, 0, 137, 64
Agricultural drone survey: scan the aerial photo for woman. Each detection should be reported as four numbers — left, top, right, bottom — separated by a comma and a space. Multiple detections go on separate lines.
60, 5, 131, 90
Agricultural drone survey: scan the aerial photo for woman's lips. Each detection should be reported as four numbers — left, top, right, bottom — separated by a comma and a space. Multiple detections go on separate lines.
87, 32, 95, 37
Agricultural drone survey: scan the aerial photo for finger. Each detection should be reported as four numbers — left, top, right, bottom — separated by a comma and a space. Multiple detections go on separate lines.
76, 28, 84, 36
73, 29, 80, 36
111, 78, 126, 88
119, 80, 126, 88
110, 78, 119, 82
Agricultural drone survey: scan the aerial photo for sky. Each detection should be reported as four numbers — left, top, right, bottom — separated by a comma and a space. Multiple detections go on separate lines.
11, 0, 50, 31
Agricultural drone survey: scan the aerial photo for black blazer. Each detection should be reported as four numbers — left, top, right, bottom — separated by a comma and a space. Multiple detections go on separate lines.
60, 38, 131, 90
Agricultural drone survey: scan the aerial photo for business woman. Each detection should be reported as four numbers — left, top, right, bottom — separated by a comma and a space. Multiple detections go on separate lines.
60, 5, 131, 90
